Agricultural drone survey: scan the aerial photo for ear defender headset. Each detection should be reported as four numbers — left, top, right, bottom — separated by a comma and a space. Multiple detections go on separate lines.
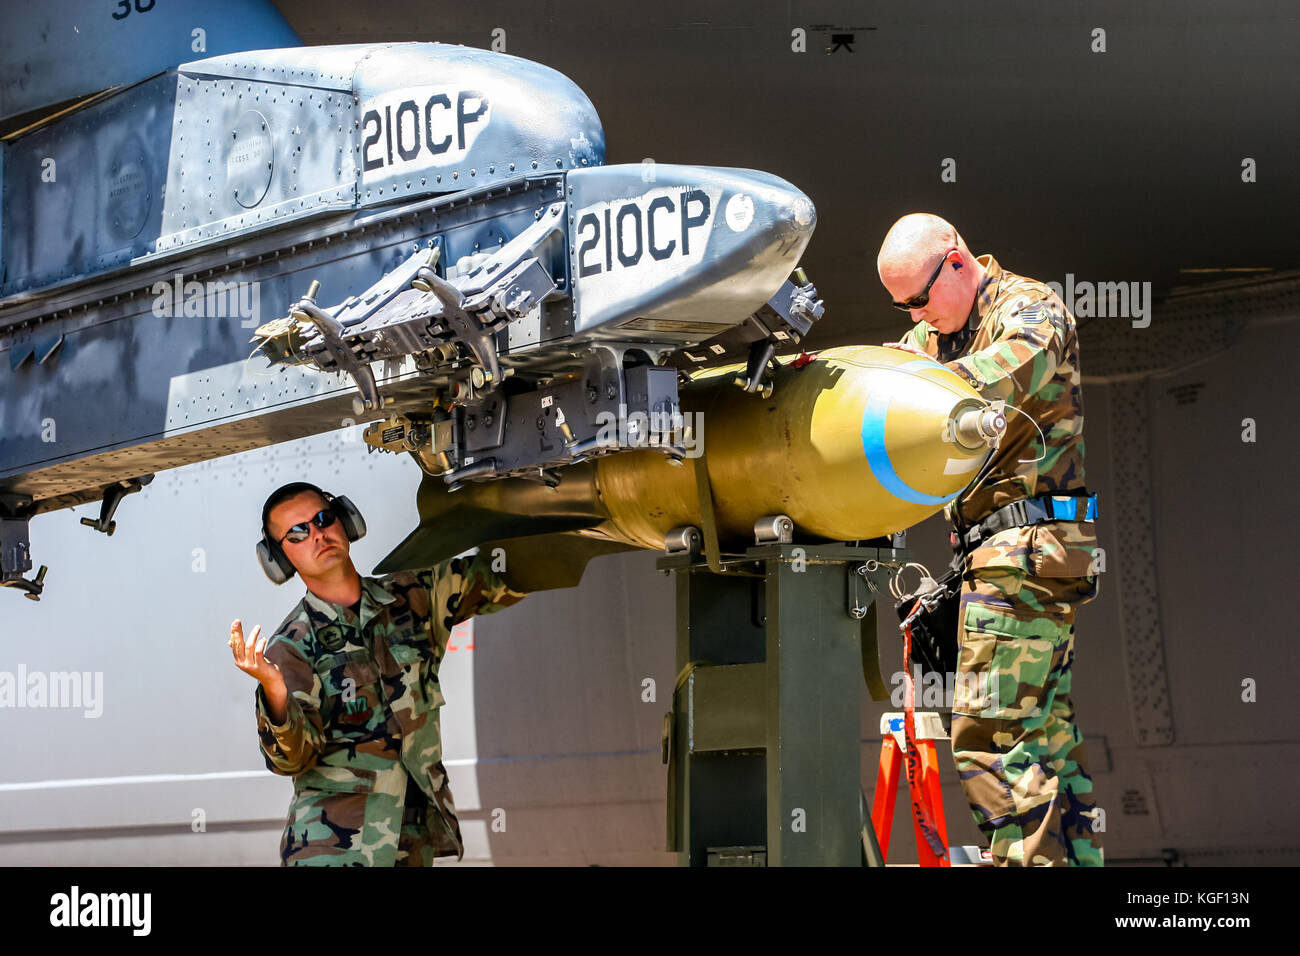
255, 482, 367, 585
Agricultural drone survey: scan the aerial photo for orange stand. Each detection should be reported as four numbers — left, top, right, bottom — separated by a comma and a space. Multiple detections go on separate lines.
871, 712, 951, 866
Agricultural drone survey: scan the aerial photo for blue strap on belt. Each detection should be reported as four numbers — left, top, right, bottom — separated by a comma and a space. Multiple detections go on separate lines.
1031, 493, 1099, 521
962, 492, 1098, 548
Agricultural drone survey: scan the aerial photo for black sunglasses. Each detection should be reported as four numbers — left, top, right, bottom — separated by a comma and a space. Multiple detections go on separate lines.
278, 508, 338, 544
891, 248, 956, 312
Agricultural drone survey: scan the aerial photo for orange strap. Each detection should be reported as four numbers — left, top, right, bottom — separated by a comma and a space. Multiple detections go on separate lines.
901, 599, 949, 861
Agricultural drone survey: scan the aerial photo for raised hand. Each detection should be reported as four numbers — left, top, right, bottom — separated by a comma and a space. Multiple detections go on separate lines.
229, 619, 283, 690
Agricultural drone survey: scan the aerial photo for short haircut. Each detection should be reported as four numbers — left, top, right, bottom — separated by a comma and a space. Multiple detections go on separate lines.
261, 482, 329, 538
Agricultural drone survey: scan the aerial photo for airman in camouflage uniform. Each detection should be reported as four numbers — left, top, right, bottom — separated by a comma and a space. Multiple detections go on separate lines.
230, 483, 527, 866
255, 555, 524, 866
880, 213, 1103, 867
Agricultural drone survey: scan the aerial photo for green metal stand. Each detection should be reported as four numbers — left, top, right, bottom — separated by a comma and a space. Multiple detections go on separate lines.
660, 542, 907, 866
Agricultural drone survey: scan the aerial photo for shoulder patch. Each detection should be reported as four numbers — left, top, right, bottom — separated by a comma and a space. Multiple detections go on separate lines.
1015, 302, 1046, 325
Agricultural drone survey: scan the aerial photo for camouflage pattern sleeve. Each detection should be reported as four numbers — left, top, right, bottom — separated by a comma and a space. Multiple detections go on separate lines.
253, 627, 327, 776
945, 300, 1067, 405
420, 548, 528, 640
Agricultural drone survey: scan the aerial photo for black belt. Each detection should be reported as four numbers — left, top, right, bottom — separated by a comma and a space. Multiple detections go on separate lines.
959, 491, 1099, 551
403, 775, 429, 825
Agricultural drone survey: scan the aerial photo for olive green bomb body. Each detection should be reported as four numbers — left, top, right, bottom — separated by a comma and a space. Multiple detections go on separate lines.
378, 346, 1002, 585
